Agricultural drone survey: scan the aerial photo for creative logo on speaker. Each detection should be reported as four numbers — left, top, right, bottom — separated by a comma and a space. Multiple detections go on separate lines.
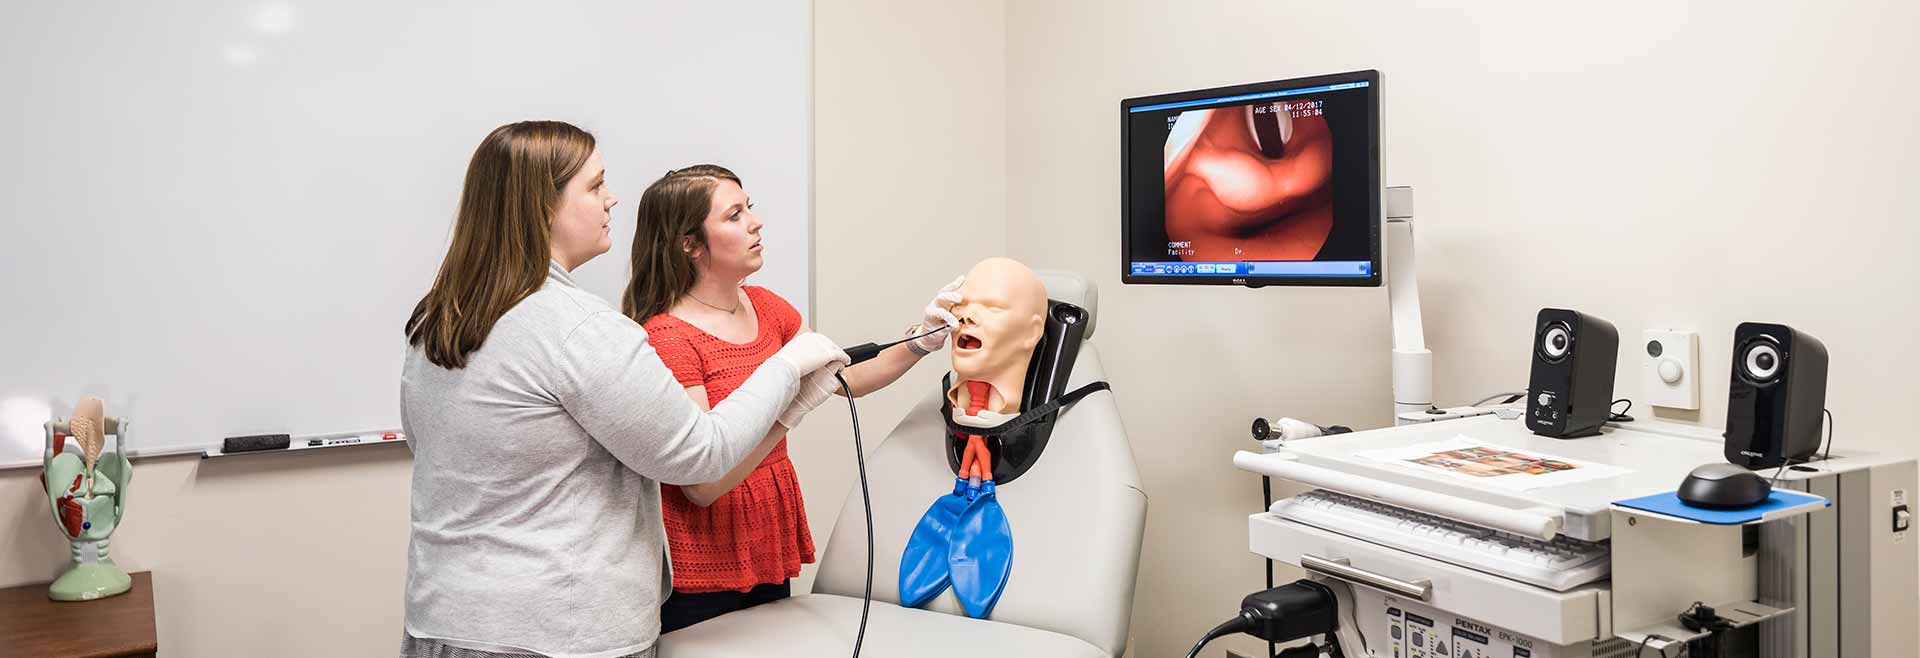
1740, 450, 1763, 458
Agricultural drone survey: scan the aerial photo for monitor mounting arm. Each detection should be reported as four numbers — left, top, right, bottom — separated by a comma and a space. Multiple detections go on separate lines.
1385, 186, 1433, 423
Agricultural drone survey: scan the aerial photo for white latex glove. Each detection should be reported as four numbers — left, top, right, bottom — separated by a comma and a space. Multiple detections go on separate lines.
778, 366, 845, 430
909, 275, 965, 354
768, 332, 851, 376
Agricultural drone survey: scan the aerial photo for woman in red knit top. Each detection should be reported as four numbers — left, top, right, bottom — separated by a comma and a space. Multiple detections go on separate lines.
620, 165, 960, 633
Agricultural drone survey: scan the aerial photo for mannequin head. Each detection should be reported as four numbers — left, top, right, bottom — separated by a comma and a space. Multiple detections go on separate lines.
949, 257, 1048, 413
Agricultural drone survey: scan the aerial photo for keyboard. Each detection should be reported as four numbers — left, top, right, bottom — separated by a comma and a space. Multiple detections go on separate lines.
1269, 489, 1610, 591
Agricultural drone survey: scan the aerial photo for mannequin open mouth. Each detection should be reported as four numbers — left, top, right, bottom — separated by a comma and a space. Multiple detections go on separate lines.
955, 331, 984, 352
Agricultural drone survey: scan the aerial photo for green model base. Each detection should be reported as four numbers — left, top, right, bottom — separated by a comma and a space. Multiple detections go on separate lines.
49, 561, 133, 601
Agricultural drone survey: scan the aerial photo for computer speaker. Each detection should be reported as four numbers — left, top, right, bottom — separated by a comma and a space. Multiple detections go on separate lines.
1527, 308, 1619, 438
1724, 323, 1828, 469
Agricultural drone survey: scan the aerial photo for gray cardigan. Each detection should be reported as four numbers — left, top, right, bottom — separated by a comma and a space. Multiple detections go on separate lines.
400, 261, 798, 658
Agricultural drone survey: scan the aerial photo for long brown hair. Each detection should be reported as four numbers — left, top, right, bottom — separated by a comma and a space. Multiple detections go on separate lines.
405, 121, 597, 369
622, 164, 741, 322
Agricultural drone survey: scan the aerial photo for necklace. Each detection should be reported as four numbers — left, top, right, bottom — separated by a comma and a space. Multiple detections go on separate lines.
688, 290, 741, 314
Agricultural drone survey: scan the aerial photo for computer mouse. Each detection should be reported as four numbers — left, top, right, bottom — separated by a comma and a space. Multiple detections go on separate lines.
1678, 463, 1773, 510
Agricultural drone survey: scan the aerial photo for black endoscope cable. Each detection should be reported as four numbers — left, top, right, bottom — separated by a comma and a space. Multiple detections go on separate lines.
832, 371, 873, 658
843, 326, 946, 366
829, 325, 946, 657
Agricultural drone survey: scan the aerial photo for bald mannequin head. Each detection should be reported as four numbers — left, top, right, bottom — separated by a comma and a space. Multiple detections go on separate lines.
949, 257, 1048, 413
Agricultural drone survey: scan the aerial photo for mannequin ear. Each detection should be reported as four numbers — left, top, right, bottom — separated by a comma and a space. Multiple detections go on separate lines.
1019, 314, 1045, 350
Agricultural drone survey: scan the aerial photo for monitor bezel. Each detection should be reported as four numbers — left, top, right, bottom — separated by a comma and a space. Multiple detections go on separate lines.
1119, 69, 1382, 288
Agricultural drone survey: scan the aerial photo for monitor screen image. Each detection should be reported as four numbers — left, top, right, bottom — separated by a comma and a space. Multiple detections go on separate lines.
1121, 70, 1381, 287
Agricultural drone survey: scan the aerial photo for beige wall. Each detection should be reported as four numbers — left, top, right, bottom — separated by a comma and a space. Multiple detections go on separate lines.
1003, 1, 1920, 656
789, 0, 1007, 594
0, 447, 413, 656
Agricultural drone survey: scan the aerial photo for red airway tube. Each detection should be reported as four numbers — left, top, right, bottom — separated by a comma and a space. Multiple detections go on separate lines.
960, 381, 993, 482
965, 381, 991, 415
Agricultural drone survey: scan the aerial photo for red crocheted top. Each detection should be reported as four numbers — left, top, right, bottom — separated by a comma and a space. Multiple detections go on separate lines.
644, 286, 814, 593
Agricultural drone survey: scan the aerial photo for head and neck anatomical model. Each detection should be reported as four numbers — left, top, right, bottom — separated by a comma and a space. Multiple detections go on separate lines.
946, 257, 1049, 427
903, 256, 1047, 620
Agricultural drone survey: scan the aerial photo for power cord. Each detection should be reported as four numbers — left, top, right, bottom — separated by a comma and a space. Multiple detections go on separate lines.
1678, 601, 1734, 633
1610, 398, 1634, 423
1822, 408, 1835, 462
832, 372, 873, 658
1635, 634, 1672, 657
1185, 580, 1338, 658
1769, 457, 1794, 486
1673, 600, 1733, 656
1185, 614, 1257, 658
1633, 600, 1755, 656
1773, 408, 1839, 483
1260, 475, 1275, 658
1471, 391, 1526, 407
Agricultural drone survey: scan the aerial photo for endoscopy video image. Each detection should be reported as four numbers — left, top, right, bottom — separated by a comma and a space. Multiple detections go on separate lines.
1125, 84, 1373, 269
1162, 100, 1334, 261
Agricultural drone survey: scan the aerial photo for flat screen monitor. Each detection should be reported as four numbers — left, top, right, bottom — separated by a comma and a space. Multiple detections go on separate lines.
1121, 69, 1381, 287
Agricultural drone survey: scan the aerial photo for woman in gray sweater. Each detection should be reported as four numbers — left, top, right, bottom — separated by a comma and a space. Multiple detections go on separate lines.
397, 121, 850, 658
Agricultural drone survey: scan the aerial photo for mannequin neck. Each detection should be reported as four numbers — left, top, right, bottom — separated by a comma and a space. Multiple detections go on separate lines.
950, 367, 1028, 415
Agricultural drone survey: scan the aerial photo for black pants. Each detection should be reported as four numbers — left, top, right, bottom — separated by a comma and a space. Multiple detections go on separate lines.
659, 580, 791, 634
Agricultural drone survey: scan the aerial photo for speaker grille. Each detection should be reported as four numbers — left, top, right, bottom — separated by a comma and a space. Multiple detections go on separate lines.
1539, 321, 1573, 363
1740, 335, 1783, 385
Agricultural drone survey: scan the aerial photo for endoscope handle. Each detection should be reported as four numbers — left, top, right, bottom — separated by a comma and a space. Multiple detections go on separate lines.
844, 343, 886, 366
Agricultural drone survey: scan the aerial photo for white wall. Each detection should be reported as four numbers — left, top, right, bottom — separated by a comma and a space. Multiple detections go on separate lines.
0, 0, 813, 465
1002, 1, 1920, 656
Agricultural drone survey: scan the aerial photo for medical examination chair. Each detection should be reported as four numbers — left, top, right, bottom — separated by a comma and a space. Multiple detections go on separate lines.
661, 272, 1147, 658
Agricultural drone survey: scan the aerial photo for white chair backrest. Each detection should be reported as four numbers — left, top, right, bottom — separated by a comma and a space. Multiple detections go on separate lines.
812, 275, 1144, 656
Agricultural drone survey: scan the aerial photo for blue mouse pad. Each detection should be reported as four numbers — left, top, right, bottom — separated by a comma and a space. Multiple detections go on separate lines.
1614, 489, 1828, 525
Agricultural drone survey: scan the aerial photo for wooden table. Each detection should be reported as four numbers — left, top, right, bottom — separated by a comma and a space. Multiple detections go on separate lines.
0, 571, 157, 658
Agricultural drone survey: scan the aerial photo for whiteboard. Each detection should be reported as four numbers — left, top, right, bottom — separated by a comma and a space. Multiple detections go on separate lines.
0, 1, 812, 468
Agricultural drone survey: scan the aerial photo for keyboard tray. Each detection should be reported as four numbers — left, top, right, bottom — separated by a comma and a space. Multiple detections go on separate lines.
1251, 512, 1609, 646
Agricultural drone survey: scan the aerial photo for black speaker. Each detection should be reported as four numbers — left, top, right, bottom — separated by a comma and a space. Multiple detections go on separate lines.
1526, 308, 1619, 438
1724, 323, 1828, 468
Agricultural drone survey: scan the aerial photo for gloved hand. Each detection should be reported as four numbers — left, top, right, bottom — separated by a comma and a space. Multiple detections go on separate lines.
768, 331, 851, 376
778, 366, 845, 430
909, 275, 965, 355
